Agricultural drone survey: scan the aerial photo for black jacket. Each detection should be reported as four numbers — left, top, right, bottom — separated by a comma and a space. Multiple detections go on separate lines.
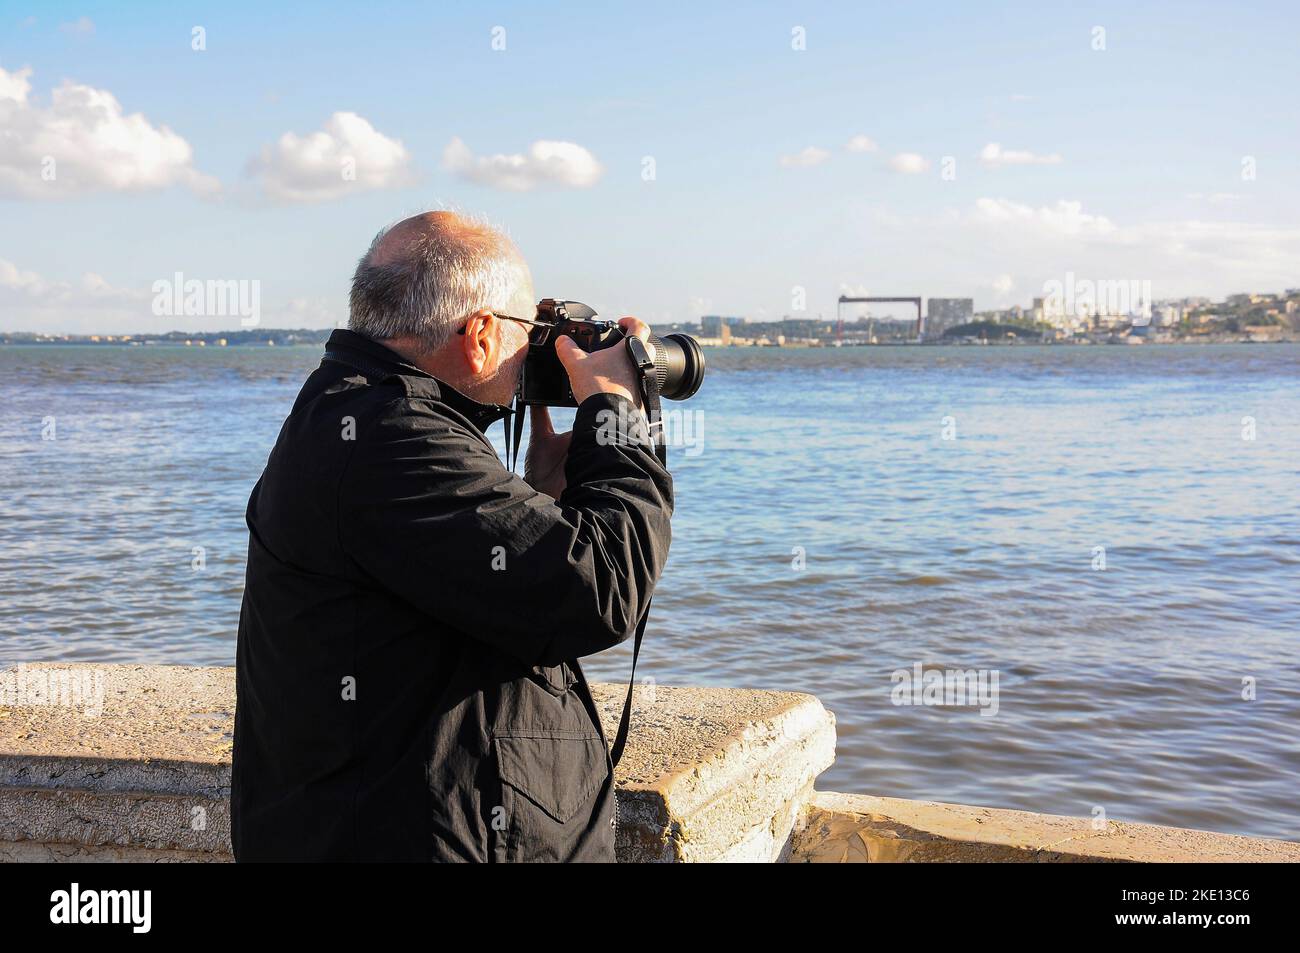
231, 329, 672, 862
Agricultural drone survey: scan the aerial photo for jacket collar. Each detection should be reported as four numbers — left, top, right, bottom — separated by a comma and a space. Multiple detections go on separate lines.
322, 329, 513, 435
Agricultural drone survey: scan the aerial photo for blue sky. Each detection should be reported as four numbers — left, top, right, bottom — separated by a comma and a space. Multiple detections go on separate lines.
2, 0, 1298, 332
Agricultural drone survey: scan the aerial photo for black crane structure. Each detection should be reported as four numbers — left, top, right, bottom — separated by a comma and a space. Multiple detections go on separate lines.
836, 295, 924, 340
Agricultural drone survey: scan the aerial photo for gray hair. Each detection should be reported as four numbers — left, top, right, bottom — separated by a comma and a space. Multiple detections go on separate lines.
348, 213, 533, 353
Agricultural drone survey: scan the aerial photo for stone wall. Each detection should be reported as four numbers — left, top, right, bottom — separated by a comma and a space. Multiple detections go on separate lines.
0, 664, 835, 863
3, 663, 1297, 863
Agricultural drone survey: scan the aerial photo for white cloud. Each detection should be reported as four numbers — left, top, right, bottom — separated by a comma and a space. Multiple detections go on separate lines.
0, 258, 148, 325
889, 152, 930, 174
443, 136, 603, 191
979, 142, 1063, 167
0, 258, 143, 304
59, 17, 95, 36
1118, 218, 1300, 274
246, 111, 415, 204
927, 197, 1300, 301
0, 64, 218, 199
0, 259, 47, 294
970, 197, 1116, 237
778, 145, 830, 168
989, 274, 1016, 296
844, 135, 878, 153
0, 258, 346, 334
0, 63, 32, 101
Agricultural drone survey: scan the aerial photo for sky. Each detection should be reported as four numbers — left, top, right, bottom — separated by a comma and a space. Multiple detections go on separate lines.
1, 0, 1298, 333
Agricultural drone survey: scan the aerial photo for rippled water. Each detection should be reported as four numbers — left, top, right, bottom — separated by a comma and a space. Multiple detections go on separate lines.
2, 342, 1298, 840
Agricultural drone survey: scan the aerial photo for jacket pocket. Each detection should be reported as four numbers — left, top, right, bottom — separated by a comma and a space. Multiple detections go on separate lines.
530, 662, 578, 697
494, 728, 607, 824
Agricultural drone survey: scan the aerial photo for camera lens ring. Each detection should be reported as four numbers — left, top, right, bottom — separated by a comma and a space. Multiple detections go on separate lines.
659, 333, 705, 400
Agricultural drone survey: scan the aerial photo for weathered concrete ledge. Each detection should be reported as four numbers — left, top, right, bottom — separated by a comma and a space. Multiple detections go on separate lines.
0, 664, 835, 863
791, 792, 1300, 863
3, 664, 1298, 862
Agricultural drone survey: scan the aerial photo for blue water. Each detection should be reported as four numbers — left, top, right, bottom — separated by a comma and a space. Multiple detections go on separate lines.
2, 342, 1298, 840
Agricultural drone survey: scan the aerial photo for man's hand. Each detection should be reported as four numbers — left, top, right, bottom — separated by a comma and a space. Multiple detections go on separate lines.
523, 404, 571, 499
555, 317, 654, 408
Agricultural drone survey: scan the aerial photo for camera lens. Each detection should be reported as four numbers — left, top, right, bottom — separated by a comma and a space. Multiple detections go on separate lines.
647, 332, 706, 400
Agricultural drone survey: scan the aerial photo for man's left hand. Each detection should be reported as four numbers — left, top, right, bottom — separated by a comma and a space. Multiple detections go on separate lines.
524, 404, 571, 499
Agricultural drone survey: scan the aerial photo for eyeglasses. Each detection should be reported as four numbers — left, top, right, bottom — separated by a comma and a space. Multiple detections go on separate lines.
457, 312, 553, 345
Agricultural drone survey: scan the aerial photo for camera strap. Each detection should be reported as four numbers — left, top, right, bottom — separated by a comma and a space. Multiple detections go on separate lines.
508, 403, 523, 471
626, 335, 668, 467
608, 336, 667, 769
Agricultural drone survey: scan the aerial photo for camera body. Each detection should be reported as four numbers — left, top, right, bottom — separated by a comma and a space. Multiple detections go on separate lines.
517, 300, 616, 407
516, 299, 705, 408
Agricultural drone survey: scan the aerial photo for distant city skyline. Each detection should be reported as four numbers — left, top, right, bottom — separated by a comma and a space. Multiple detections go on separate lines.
9, 281, 1293, 346
3, 1, 1299, 334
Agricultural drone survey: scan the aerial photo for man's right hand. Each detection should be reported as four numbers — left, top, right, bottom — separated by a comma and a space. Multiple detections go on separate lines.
555, 317, 653, 408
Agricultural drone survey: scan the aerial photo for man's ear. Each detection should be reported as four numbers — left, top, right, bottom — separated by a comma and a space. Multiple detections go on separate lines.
460, 309, 496, 375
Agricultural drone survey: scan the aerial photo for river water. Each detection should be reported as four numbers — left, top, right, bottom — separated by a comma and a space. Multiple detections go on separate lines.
2, 342, 1297, 840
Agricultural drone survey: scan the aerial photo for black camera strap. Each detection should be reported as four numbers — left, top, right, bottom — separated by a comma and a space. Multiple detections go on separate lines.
608, 336, 666, 769
509, 400, 525, 472
626, 334, 668, 466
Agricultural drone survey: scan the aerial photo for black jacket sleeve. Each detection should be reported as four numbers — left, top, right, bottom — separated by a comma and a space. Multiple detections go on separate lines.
341, 392, 673, 668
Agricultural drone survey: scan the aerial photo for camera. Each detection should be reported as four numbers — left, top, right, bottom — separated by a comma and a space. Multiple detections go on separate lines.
516, 299, 706, 407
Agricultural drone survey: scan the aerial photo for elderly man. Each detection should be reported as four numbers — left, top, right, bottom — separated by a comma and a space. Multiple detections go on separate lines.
231, 212, 672, 862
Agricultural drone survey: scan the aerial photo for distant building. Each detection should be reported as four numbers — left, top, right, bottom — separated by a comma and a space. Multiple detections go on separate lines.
700, 315, 744, 337
1246, 325, 1283, 341
780, 317, 820, 340
924, 298, 973, 338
